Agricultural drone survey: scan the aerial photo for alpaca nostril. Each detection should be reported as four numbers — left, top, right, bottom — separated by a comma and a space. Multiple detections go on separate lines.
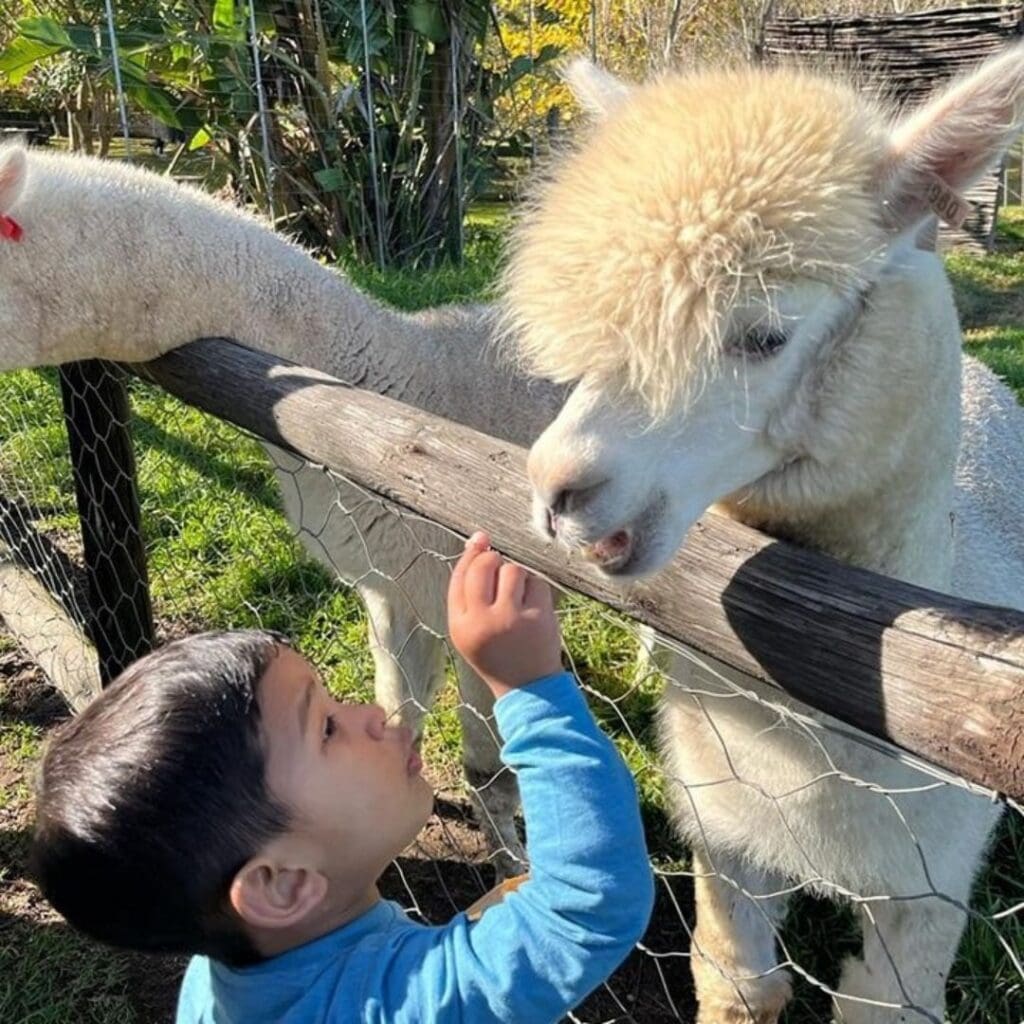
544, 480, 610, 536
545, 507, 558, 537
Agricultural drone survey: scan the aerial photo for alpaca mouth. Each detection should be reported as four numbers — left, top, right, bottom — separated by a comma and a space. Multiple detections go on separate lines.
580, 526, 635, 573
576, 494, 668, 578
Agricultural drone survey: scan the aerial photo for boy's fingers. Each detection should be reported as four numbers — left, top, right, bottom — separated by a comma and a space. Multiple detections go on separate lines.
448, 555, 467, 616
449, 548, 481, 616
497, 562, 528, 606
448, 533, 492, 615
464, 550, 502, 608
466, 530, 490, 552
523, 573, 555, 614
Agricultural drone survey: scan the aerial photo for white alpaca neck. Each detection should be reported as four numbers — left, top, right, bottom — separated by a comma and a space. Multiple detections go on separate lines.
724, 249, 961, 592
0, 150, 564, 447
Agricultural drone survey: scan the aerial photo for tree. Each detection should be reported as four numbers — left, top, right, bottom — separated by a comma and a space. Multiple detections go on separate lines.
0, 1, 177, 155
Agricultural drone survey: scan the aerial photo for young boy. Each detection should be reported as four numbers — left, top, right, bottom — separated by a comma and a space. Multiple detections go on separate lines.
31, 532, 654, 1023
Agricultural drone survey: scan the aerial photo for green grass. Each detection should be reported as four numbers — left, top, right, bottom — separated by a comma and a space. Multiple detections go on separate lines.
0, 722, 40, 810
0, 923, 137, 1024
342, 220, 506, 310
1, 206, 1023, 1023
948, 206, 1024, 400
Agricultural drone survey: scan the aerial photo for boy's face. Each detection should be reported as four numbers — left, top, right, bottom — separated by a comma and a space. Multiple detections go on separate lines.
257, 647, 434, 889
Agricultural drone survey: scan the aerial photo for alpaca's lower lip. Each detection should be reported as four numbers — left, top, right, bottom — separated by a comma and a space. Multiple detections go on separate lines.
576, 496, 667, 578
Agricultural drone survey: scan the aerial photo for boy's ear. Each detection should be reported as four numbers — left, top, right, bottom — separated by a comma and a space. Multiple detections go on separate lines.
229, 858, 328, 931
879, 42, 1024, 235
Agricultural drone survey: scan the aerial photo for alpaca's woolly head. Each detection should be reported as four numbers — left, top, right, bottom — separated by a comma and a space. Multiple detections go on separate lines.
502, 65, 896, 418
518, 45, 1024, 580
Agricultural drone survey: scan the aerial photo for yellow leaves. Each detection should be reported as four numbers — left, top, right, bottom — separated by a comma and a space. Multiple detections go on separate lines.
490, 1, 599, 132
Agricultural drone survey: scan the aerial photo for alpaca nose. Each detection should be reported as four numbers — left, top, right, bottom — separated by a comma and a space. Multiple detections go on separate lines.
528, 443, 608, 532
541, 481, 608, 538
545, 490, 568, 536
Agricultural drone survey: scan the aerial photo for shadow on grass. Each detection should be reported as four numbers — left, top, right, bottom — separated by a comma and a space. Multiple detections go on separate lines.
948, 261, 1024, 332
130, 412, 282, 513
0, 819, 186, 1024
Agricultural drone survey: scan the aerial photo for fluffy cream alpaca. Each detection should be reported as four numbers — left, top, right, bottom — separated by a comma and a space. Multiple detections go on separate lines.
0, 144, 566, 875
508, 50, 1024, 1023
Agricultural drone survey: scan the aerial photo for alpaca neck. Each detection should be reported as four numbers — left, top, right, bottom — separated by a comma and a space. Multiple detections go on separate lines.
18, 151, 565, 445
723, 251, 962, 592
20, 152, 423, 396
726, 467, 956, 588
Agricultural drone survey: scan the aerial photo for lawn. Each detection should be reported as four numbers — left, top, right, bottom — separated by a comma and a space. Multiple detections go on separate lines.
1, 208, 1023, 1023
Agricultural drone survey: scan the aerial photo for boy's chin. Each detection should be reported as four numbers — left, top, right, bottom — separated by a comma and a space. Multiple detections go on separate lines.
409, 777, 434, 832
416, 776, 435, 817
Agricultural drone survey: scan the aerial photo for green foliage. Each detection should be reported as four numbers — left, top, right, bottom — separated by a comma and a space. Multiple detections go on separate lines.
269, 0, 543, 266
0, 2, 560, 266
950, 207, 1024, 400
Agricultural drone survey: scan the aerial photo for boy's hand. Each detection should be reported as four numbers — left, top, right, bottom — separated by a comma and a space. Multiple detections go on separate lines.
448, 532, 563, 699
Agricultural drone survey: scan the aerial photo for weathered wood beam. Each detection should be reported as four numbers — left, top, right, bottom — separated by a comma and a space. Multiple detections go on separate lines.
133, 339, 1024, 802
0, 547, 102, 712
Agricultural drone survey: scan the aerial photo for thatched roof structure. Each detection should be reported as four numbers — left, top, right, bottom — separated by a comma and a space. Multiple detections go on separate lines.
762, 3, 1024, 249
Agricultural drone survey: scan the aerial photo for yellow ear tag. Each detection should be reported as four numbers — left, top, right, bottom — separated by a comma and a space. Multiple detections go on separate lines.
924, 173, 972, 229
466, 873, 531, 923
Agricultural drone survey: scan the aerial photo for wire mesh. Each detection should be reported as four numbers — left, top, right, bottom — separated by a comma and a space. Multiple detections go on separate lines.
2, 3, 1024, 1021
1, 361, 1021, 1023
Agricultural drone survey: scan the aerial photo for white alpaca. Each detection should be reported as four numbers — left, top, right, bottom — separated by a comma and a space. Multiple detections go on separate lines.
506, 51, 1024, 1023
0, 143, 566, 875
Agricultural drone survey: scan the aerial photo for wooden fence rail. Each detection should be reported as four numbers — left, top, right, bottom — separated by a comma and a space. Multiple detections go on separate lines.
134, 339, 1024, 804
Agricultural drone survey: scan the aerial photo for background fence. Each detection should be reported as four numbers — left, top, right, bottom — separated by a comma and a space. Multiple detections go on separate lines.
3, 2, 1024, 1023
761, 1, 1024, 249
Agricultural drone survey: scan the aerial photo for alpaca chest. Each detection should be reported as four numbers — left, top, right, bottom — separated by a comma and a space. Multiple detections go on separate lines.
657, 653, 1000, 898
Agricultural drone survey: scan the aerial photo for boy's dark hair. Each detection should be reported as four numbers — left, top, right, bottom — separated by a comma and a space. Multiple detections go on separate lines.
30, 629, 291, 966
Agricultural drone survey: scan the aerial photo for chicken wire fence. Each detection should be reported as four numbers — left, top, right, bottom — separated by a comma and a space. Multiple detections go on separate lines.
1, 359, 1022, 1024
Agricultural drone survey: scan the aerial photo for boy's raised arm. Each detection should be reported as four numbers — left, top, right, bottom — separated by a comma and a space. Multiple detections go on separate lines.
354, 534, 654, 1023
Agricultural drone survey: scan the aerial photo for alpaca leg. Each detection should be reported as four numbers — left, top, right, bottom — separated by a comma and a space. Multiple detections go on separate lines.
833, 898, 968, 1024
363, 583, 526, 879
360, 583, 447, 738
634, 622, 673, 681
455, 659, 527, 880
691, 847, 793, 1024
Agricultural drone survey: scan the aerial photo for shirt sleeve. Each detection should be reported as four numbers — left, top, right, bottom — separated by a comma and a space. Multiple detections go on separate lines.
356, 672, 654, 1024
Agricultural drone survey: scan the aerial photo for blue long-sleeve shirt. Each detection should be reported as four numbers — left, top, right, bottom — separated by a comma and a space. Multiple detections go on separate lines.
176, 672, 654, 1023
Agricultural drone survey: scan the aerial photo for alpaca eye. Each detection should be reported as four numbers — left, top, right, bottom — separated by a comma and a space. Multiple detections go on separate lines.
730, 326, 789, 359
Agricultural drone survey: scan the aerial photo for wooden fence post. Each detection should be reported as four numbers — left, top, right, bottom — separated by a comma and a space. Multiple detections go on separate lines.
59, 360, 154, 685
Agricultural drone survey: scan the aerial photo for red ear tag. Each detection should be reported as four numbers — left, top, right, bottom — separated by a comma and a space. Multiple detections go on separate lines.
0, 214, 23, 242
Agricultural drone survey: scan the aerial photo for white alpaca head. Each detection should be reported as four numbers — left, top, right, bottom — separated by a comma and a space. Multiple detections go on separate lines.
503, 48, 1024, 578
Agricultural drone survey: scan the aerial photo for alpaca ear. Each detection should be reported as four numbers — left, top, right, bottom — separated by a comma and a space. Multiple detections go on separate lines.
0, 145, 27, 212
563, 58, 631, 119
880, 42, 1024, 235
